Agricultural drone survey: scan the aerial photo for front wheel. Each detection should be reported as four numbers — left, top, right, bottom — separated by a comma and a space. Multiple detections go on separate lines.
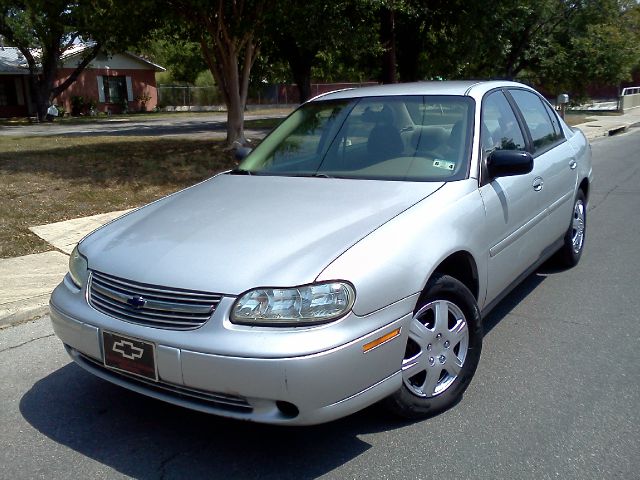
384, 274, 482, 419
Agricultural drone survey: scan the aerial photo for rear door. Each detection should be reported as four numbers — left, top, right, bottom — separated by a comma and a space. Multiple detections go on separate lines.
507, 89, 577, 247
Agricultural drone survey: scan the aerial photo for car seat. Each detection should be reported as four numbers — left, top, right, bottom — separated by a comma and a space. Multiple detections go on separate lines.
367, 124, 404, 163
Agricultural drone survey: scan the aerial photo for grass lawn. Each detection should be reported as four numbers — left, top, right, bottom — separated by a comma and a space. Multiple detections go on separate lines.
0, 106, 612, 259
564, 110, 621, 126
0, 136, 238, 258
0, 107, 293, 127
244, 117, 285, 129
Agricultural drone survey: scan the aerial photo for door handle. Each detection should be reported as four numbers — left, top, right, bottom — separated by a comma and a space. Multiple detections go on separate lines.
569, 159, 577, 170
532, 177, 544, 191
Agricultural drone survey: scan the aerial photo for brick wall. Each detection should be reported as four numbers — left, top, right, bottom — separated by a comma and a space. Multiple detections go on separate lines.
54, 68, 158, 114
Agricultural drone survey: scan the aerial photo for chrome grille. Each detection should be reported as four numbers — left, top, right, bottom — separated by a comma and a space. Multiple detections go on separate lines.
88, 271, 221, 330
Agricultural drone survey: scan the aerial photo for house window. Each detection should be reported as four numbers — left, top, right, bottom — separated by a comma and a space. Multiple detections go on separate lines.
103, 76, 127, 103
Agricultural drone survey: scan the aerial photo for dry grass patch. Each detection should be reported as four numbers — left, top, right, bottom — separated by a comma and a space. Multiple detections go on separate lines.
564, 111, 622, 126
0, 135, 238, 258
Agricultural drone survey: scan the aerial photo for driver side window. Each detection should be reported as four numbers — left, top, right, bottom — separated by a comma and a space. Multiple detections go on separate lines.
481, 91, 526, 158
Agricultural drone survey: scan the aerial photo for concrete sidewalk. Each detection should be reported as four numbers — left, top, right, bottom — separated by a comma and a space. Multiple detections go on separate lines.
0, 210, 131, 328
573, 106, 640, 140
29, 209, 132, 254
1, 107, 638, 329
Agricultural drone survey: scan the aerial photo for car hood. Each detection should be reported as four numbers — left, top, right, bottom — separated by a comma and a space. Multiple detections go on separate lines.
81, 173, 443, 294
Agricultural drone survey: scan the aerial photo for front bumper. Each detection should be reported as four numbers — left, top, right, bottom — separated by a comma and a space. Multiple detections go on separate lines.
50, 276, 416, 425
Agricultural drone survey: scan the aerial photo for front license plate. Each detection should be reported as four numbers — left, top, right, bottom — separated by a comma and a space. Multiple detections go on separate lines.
103, 331, 158, 381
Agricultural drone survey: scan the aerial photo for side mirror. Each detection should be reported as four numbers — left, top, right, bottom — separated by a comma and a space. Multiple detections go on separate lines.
235, 146, 253, 161
487, 150, 533, 178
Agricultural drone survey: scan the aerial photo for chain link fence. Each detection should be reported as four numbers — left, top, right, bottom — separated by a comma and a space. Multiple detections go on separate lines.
157, 85, 221, 108
158, 82, 380, 110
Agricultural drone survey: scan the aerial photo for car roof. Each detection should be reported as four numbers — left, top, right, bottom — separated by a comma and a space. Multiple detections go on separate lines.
312, 80, 535, 102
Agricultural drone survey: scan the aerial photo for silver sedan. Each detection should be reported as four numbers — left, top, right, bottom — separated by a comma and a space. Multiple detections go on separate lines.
50, 80, 592, 425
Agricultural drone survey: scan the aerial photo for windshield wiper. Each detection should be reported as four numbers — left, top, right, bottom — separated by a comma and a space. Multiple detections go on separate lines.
229, 170, 341, 179
310, 173, 334, 178
228, 168, 253, 175
286, 172, 336, 179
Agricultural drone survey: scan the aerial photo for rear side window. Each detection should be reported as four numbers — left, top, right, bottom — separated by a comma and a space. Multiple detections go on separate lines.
509, 89, 562, 152
543, 100, 563, 139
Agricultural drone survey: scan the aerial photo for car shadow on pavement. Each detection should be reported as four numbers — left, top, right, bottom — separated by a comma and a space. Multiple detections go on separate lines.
19, 263, 564, 478
482, 257, 564, 336
19, 362, 410, 479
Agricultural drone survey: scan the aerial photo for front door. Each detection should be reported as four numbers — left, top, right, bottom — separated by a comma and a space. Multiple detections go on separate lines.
478, 90, 549, 307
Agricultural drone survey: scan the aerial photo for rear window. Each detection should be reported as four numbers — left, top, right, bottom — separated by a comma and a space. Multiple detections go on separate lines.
238, 95, 475, 182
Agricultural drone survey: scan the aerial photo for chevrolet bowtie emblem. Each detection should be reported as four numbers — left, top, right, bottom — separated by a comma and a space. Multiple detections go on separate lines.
126, 295, 146, 309
112, 339, 144, 360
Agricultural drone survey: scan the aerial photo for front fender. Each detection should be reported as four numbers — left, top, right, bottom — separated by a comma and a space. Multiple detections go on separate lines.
317, 180, 488, 316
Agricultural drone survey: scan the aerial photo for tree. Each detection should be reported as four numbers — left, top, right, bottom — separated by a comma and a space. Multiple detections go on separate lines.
370, 0, 434, 85
167, 0, 266, 146
388, 0, 640, 98
379, 4, 397, 83
263, 1, 378, 102
139, 32, 208, 85
425, 0, 578, 80
0, 0, 159, 121
537, 0, 640, 97
394, 0, 455, 82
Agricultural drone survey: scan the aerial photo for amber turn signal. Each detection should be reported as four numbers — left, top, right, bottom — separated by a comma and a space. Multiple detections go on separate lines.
362, 328, 401, 353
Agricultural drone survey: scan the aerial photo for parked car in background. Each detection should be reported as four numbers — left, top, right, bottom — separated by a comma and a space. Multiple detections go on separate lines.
50, 81, 592, 425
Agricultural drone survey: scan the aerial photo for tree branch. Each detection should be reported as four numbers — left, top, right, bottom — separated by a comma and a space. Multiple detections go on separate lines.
200, 36, 230, 106
51, 42, 102, 99
61, 33, 79, 53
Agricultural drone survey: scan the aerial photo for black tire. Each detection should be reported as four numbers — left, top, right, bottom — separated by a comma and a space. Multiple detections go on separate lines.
557, 190, 587, 267
384, 274, 482, 420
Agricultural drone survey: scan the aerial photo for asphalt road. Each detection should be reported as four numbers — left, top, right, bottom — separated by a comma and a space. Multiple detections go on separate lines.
1, 128, 639, 479
0, 112, 285, 138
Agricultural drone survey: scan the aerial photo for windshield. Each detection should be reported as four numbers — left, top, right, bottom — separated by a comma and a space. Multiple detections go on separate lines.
238, 95, 475, 181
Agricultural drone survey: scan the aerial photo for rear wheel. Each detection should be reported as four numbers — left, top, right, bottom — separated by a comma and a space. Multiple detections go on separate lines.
557, 190, 586, 267
384, 274, 482, 419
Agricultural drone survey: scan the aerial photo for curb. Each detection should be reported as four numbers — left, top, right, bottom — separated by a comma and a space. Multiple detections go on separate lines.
0, 304, 49, 329
578, 122, 633, 141
606, 125, 627, 136
0, 251, 69, 330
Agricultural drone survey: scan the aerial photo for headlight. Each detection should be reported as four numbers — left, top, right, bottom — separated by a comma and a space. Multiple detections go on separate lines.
231, 282, 355, 326
69, 245, 89, 288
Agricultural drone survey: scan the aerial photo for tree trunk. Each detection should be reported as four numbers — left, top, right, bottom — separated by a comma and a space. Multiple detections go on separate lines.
182, 0, 265, 146
33, 62, 56, 121
396, 14, 424, 82
397, 41, 421, 82
200, 39, 249, 146
289, 53, 314, 103
22, 42, 101, 122
30, 76, 49, 121
199, 25, 260, 146
227, 98, 246, 146
52, 43, 101, 99
21, 46, 55, 121
380, 6, 397, 84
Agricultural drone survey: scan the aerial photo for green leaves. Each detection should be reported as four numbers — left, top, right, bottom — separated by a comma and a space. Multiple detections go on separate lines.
388, 0, 640, 95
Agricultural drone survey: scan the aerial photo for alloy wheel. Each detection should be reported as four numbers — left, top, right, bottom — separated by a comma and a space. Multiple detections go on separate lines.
402, 300, 469, 398
572, 199, 585, 254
